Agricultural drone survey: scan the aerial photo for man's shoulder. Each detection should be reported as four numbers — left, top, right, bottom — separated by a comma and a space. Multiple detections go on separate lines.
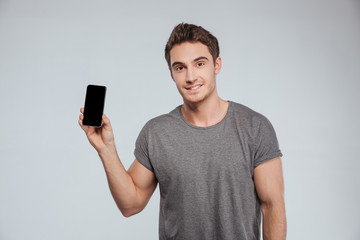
230, 101, 265, 119
231, 102, 271, 132
142, 105, 182, 131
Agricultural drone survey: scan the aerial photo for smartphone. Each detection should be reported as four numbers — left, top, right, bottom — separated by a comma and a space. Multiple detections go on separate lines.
82, 85, 107, 127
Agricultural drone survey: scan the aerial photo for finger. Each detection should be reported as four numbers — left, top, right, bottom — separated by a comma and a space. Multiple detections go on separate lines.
78, 115, 86, 131
78, 119, 84, 129
102, 114, 109, 124
103, 114, 109, 121
80, 108, 84, 114
102, 114, 112, 130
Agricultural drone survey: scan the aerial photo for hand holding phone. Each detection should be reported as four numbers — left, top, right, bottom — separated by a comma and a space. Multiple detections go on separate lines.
79, 85, 116, 153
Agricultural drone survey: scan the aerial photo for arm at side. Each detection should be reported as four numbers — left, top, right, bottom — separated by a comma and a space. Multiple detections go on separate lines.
254, 157, 287, 240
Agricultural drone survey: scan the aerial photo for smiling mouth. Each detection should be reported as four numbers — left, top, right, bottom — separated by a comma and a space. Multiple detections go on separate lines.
186, 84, 202, 90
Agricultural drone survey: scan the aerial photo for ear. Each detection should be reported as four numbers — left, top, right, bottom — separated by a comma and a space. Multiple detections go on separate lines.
214, 57, 222, 75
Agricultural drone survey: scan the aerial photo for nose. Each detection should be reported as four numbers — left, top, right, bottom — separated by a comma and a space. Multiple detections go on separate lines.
186, 66, 197, 83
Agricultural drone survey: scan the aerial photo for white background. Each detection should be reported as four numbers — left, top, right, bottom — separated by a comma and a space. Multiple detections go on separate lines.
1, 0, 359, 239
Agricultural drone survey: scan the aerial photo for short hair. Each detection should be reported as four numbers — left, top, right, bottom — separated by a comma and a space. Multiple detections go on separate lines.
165, 23, 220, 67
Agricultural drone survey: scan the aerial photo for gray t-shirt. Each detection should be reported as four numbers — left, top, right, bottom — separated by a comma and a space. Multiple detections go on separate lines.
134, 101, 282, 240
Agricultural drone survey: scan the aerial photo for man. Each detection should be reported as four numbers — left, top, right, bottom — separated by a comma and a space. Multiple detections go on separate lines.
79, 23, 286, 240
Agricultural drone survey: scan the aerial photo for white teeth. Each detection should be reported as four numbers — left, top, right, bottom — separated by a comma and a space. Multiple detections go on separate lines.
190, 85, 201, 90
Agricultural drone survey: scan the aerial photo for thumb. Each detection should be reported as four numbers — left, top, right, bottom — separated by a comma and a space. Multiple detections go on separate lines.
102, 114, 112, 130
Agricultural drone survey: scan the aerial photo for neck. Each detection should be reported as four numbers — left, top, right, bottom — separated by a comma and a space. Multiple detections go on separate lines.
181, 95, 229, 127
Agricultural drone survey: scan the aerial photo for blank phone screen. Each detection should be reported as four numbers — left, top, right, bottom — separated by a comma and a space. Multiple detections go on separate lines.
83, 85, 106, 127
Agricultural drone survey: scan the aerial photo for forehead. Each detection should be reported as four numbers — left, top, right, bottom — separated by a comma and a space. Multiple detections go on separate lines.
169, 42, 213, 64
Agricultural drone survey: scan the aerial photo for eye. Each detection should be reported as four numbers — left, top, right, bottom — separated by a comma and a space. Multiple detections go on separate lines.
174, 65, 184, 71
197, 62, 205, 67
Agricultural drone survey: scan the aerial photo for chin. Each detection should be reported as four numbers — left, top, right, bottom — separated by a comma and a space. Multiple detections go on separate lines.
183, 96, 205, 105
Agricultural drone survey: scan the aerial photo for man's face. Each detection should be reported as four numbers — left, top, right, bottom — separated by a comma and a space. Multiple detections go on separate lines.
169, 41, 221, 105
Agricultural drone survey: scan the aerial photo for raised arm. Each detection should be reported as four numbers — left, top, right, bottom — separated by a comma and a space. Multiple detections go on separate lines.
254, 157, 287, 240
79, 108, 157, 217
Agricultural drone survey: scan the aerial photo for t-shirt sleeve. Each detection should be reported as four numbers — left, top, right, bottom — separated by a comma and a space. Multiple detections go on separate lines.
134, 123, 155, 172
253, 116, 283, 168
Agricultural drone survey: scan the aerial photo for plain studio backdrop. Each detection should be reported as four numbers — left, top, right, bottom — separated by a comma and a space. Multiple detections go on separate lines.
1, 0, 359, 239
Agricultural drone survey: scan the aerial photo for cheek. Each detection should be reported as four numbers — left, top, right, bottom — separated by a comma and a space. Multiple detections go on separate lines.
172, 76, 183, 91
172, 73, 184, 85
174, 81, 186, 97
204, 71, 216, 84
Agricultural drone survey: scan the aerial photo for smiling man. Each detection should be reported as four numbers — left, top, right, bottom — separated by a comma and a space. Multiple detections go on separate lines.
169, 41, 228, 126
79, 23, 286, 240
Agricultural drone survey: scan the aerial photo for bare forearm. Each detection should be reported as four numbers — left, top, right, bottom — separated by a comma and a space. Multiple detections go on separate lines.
98, 146, 139, 216
262, 203, 287, 240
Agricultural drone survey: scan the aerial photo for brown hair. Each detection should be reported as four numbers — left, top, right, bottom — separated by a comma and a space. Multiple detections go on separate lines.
165, 23, 220, 67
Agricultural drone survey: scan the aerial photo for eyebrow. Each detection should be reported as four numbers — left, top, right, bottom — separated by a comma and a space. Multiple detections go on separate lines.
193, 56, 209, 62
171, 56, 209, 68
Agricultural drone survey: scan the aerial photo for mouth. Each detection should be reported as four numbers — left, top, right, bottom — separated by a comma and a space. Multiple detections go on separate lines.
185, 84, 203, 91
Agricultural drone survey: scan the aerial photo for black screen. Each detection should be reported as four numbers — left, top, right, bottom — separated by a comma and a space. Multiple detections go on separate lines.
83, 85, 106, 127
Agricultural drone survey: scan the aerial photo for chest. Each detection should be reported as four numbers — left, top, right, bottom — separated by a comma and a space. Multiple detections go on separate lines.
148, 125, 254, 188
